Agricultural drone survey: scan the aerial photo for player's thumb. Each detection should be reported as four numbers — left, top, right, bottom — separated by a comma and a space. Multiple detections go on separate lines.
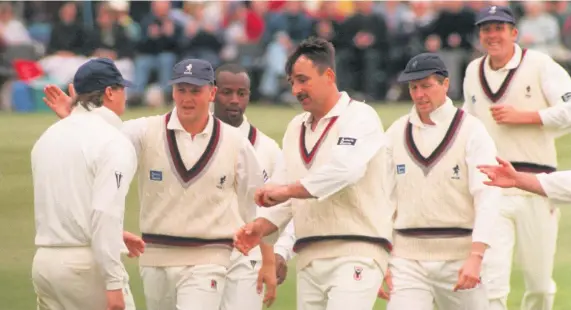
68, 83, 77, 98
256, 274, 263, 294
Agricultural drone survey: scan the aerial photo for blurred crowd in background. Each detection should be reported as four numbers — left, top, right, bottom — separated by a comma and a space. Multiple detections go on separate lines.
1, 0, 571, 111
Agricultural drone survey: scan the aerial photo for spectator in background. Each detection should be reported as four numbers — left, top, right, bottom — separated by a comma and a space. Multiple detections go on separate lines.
259, 1, 312, 103
244, 1, 267, 43
39, 1, 88, 85
310, 1, 343, 43
425, 1, 475, 100
131, 0, 181, 104
336, 0, 389, 101
518, 1, 570, 62
0, 3, 33, 46
108, 0, 141, 42
221, 2, 248, 63
177, 1, 224, 69
85, 2, 134, 83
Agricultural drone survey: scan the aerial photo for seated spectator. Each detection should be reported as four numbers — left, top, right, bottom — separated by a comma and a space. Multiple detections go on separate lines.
259, 1, 313, 103
0, 3, 33, 46
518, 1, 571, 62
221, 3, 249, 63
335, 0, 388, 101
39, 1, 88, 85
176, 2, 224, 68
108, 0, 141, 42
131, 0, 182, 103
84, 2, 134, 83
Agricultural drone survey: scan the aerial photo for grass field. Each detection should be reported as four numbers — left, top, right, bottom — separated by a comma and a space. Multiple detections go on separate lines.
1, 103, 570, 309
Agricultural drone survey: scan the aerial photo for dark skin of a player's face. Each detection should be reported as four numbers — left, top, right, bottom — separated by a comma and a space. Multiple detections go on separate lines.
288, 56, 335, 115
214, 72, 251, 127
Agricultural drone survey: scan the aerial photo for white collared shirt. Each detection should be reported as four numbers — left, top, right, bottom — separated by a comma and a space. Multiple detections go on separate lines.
537, 171, 571, 203
269, 92, 387, 201
121, 108, 263, 225
31, 105, 137, 290
387, 99, 501, 246
464, 43, 571, 131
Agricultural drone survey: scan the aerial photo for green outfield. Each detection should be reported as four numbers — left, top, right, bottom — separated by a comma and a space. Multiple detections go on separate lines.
1, 103, 570, 309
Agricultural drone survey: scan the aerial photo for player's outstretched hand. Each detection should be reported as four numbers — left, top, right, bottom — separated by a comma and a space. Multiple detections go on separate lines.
123, 231, 145, 258
489, 104, 527, 124
477, 156, 518, 188
257, 260, 277, 308
377, 268, 393, 300
234, 221, 263, 255
453, 254, 482, 292
43, 83, 75, 119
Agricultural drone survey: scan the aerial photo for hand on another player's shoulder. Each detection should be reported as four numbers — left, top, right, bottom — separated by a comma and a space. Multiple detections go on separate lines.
43, 83, 75, 119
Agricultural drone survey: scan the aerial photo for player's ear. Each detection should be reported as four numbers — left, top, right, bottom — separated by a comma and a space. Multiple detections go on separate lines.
511, 26, 518, 41
209, 85, 217, 102
325, 67, 336, 84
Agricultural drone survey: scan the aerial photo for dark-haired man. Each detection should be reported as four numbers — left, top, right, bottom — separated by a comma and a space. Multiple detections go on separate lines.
462, 6, 571, 310
213, 63, 295, 310
234, 37, 394, 309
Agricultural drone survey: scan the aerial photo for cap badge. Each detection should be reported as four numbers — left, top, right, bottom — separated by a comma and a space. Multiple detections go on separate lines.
412, 60, 418, 69
184, 64, 193, 75
489, 6, 497, 14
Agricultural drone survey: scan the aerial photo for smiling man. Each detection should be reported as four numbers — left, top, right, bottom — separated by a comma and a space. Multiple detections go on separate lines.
41, 59, 277, 310
212, 63, 296, 310
461, 6, 571, 310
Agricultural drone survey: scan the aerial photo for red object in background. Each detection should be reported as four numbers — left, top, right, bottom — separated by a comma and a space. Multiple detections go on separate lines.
267, 0, 286, 11
245, 9, 265, 42
13, 59, 43, 82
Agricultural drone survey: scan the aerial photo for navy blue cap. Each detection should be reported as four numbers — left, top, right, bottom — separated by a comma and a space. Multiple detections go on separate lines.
168, 59, 215, 86
398, 53, 449, 83
475, 5, 516, 26
73, 58, 133, 94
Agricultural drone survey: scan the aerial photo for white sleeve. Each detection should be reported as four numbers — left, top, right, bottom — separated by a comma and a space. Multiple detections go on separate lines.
235, 138, 266, 224
465, 122, 501, 247
121, 117, 150, 157
90, 137, 137, 290
273, 220, 296, 261
537, 171, 571, 203
299, 106, 387, 201
537, 58, 571, 130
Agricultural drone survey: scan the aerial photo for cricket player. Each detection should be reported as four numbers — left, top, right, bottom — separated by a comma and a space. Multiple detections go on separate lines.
233, 37, 394, 310
462, 5, 571, 310
478, 157, 571, 203
32, 58, 143, 310
212, 63, 296, 310
378, 53, 500, 309
42, 59, 277, 309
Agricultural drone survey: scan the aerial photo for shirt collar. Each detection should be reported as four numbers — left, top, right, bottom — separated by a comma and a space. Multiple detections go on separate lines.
167, 107, 214, 136
238, 115, 251, 137
409, 97, 456, 127
486, 43, 522, 72
302, 91, 352, 126
70, 105, 123, 129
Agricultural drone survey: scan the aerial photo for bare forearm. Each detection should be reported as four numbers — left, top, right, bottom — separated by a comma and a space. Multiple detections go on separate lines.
260, 243, 276, 265
517, 111, 543, 125
255, 217, 279, 237
470, 242, 488, 257
285, 181, 313, 199
514, 172, 547, 197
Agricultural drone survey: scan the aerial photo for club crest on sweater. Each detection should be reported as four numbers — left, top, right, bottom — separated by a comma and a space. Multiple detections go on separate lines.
452, 165, 460, 180
353, 266, 363, 281
217, 175, 226, 189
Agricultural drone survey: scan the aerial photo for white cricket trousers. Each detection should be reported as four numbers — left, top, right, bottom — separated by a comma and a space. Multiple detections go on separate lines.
140, 264, 227, 310
386, 256, 489, 310
220, 255, 263, 310
32, 247, 135, 310
482, 195, 559, 310
297, 255, 387, 310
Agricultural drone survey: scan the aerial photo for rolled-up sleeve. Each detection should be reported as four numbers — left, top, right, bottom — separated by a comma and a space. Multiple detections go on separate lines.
537, 171, 571, 203
235, 138, 266, 224
299, 107, 387, 201
537, 58, 571, 130
90, 136, 137, 290
465, 122, 501, 247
